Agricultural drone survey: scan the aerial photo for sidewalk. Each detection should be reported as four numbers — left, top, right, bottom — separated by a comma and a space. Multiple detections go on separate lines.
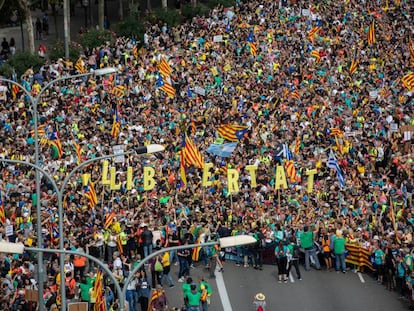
0, 0, 122, 56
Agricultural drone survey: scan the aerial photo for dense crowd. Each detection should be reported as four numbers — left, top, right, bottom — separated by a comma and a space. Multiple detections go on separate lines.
0, 0, 414, 310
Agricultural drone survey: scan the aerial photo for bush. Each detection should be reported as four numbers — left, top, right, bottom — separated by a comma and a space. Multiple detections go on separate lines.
150, 8, 183, 27
49, 41, 82, 63
0, 63, 15, 79
118, 16, 146, 42
77, 29, 114, 50
6, 52, 44, 78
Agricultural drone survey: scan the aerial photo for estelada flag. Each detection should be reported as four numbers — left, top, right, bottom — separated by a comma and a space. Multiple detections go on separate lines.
402, 72, 414, 90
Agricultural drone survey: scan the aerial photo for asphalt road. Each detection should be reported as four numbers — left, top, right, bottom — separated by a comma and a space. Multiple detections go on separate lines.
162, 262, 408, 311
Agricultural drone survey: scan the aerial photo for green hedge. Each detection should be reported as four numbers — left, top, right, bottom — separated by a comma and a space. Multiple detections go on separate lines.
0, 63, 15, 79
5, 52, 44, 78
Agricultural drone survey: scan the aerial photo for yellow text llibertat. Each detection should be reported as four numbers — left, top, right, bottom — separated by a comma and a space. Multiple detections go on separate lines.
82, 161, 318, 194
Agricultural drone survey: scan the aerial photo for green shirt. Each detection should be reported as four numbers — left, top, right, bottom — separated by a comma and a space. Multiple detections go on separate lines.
79, 283, 92, 302
182, 283, 192, 296
185, 290, 201, 307
333, 237, 346, 255
300, 231, 313, 249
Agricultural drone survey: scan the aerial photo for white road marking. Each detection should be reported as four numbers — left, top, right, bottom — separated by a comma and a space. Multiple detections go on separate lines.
215, 266, 233, 311
358, 272, 365, 283
289, 272, 295, 283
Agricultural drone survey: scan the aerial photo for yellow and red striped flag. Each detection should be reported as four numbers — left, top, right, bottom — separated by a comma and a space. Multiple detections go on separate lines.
132, 46, 138, 59
294, 136, 300, 154
284, 159, 297, 183
117, 234, 123, 254
367, 20, 376, 45
158, 57, 172, 78
192, 235, 203, 261
310, 50, 321, 62
148, 289, 163, 311
335, 136, 344, 155
104, 212, 116, 230
217, 124, 248, 142
402, 72, 414, 90
93, 268, 106, 311
308, 26, 321, 43
249, 42, 257, 56
157, 75, 175, 98
289, 89, 300, 100
409, 39, 414, 67
75, 57, 87, 74
349, 57, 359, 75
183, 135, 204, 169
11, 85, 20, 100
85, 180, 98, 208
329, 127, 344, 137
111, 85, 126, 98
0, 195, 6, 224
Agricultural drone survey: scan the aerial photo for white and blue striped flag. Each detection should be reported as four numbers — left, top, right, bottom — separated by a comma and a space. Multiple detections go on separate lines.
327, 149, 345, 188
275, 143, 292, 159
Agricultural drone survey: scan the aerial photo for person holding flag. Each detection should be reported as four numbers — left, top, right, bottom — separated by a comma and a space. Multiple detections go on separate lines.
148, 284, 168, 311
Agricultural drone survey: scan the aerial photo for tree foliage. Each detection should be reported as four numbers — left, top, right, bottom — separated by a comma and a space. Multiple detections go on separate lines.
117, 15, 146, 41
77, 29, 114, 50
49, 41, 81, 63
6, 51, 44, 77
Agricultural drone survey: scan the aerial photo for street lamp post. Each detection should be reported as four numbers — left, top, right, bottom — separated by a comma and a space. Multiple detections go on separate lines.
0, 68, 116, 311
0, 145, 164, 311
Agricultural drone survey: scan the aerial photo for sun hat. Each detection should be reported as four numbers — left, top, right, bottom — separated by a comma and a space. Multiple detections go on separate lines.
255, 293, 265, 301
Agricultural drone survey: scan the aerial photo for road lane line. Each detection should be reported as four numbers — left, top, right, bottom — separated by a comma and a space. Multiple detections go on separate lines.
358, 272, 365, 283
289, 272, 295, 283
215, 266, 233, 311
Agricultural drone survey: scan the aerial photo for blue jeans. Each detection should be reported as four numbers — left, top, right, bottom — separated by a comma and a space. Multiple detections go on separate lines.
178, 257, 189, 278
161, 271, 175, 286
236, 247, 244, 265
126, 289, 139, 311
169, 249, 178, 264
335, 253, 346, 272
304, 247, 320, 271
143, 244, 153, 258
201, 300, 208, 311
187, 307, 200, 311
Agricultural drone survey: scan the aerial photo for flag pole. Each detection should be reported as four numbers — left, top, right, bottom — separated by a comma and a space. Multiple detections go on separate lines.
278, 189, 281, 213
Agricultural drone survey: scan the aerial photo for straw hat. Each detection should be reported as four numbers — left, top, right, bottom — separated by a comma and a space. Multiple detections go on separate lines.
255, 293, 265, 301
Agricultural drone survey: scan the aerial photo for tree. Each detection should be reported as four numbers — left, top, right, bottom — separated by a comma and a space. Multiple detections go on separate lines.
49, 0, 63, 39
17, 0, 35, 53
99, 0, 104, 30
